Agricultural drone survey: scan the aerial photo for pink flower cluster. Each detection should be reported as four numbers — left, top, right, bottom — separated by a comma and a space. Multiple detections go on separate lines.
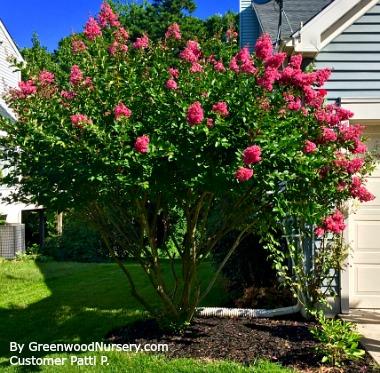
39, 70, 55, 85
114, 102, 132, 119
350, 176, 375, 202
71, 39, 87, 54
283, 93, 301, 111
255, 34, 273, 60
226, 28, 238, 42
133, 34, 149, 49
113, 27, 129, 42
243, 145, 262, 164
84, 17, 102, 40
165, 23, 181, 40
265, 52, 286, 69
108, 41, 128, 56
166, 79, 178, 90
168, 68, 179, 79
230, 48, 256, 75
134, 135, 150, 153
235, 167, 254, 183
315, 105, 354, 126
18, 80, 37, 97
304, 140, 317, 154
180, 40, 201, 63
98, 2, 120, 28
70, 114, 92, 128
187, 101, 204, 125
319, 127, 337, 143
315, 209, 346, 237
212, 101, 229, 117
70, 65, 83, 85
334, 152, 365, 174
61, 90, 76, 100
190, 62, 203, 74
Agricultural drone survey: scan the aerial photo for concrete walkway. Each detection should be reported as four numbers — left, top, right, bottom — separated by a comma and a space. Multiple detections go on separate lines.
341, 309, 380, 365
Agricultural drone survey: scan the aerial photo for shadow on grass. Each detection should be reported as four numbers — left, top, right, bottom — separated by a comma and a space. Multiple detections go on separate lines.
0, 259, 225, 370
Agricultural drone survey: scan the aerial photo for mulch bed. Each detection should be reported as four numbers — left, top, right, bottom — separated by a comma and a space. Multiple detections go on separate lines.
106, 315, 378, 372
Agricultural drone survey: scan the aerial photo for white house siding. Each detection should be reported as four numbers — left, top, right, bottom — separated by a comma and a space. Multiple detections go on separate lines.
0, 21, 22, 96
314, 1, 380, 102
0, 21, 37, 224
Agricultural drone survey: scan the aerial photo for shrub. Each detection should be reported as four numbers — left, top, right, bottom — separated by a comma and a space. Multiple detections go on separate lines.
310, 312, 365, 366
0, 2, 374, 327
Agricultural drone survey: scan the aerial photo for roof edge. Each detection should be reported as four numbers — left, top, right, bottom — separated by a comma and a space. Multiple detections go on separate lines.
284, 0, 379, 55
0, 19, 24, 63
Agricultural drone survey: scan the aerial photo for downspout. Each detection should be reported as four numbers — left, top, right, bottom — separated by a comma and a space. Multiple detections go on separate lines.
196, 303, 301, 318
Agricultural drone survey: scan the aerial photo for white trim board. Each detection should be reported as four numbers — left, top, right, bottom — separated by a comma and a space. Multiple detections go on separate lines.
284, 0, 379, 55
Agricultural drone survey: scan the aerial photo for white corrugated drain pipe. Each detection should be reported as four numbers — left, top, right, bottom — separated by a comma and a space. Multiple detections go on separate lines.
196, 303, 302, 318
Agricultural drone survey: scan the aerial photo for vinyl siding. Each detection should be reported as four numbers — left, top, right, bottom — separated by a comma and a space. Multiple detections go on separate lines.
0, 24, 21, 96
240, 0, 261, 52
315, 1, 380, 102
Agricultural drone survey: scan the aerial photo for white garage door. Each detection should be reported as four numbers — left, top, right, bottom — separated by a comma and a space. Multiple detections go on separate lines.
349, 128, 380, 308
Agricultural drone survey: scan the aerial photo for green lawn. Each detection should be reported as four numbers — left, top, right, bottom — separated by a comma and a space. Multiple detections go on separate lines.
0, 259, 295, 372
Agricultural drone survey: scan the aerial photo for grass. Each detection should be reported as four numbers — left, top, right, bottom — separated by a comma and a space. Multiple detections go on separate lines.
0, 258, 295, 372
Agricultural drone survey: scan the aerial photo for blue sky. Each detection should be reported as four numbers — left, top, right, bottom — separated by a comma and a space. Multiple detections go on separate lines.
1, 1, 238, 51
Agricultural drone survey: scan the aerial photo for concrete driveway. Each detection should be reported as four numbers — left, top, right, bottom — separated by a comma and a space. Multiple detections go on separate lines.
341, 309, 380, 366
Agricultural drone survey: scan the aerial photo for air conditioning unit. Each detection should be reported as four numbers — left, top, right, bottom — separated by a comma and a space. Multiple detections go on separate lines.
0, 223, 25, 259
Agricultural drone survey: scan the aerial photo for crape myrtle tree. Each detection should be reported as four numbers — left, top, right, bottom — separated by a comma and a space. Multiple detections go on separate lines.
0, 2, 374, 327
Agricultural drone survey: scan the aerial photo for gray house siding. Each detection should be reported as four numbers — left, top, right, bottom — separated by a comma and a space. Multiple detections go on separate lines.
315, 1, 380, 102
240, 0, 261, 51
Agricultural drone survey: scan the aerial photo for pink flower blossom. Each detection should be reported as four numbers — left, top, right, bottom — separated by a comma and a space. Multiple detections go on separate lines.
70, 114, 92, 128
166, 79, 178, 90
243, 145, 262, 164
61, 90, 76, 100
350, 176, 375, 202
229, 57, 240, 73
190, 62, 203, 73
226, 28, 238, 42
168, 67, 179, 79
265, 53, 286, 69
165, 23, 181, 40
259, 99, 271, 111
187, 101, 204, 126
212, 101, 229, 117
314, 68, 331, 86
235, 167, 254, 182
213, 61, 225, 72
18, 80, 37, 96
339, 124, 364, 142
114, 27, 129, 42
39, 70, 55, 85
289, 54, 302, 69
133, 34, 149, 49
114, 102, 132, 119
134, 135, 150, 153
314, 226, 325, 237
84, 17, 102, 40
257, 67, 280, 91
304, 140, 317, 154
98, 2, 120, 28
71, 39, 87, 54
347, 158, 365, 174
70, 65, 83, 85
322, 210, 346, 234
180, 41, 201, 63
206, 118, 214, 128
255, 33, 273, 60
353, 140, 367, 154
108, 41, 128, 55
337, 181, 347, 192
320, 127, 337, 143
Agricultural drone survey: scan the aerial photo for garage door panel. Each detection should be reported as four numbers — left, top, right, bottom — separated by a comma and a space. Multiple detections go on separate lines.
355, 265, 380, 293
356, 221, 380, 250
349, 151, 380, 308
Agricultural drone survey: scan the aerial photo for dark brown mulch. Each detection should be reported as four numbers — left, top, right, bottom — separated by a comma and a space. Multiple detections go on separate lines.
106, 315, 378, 372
